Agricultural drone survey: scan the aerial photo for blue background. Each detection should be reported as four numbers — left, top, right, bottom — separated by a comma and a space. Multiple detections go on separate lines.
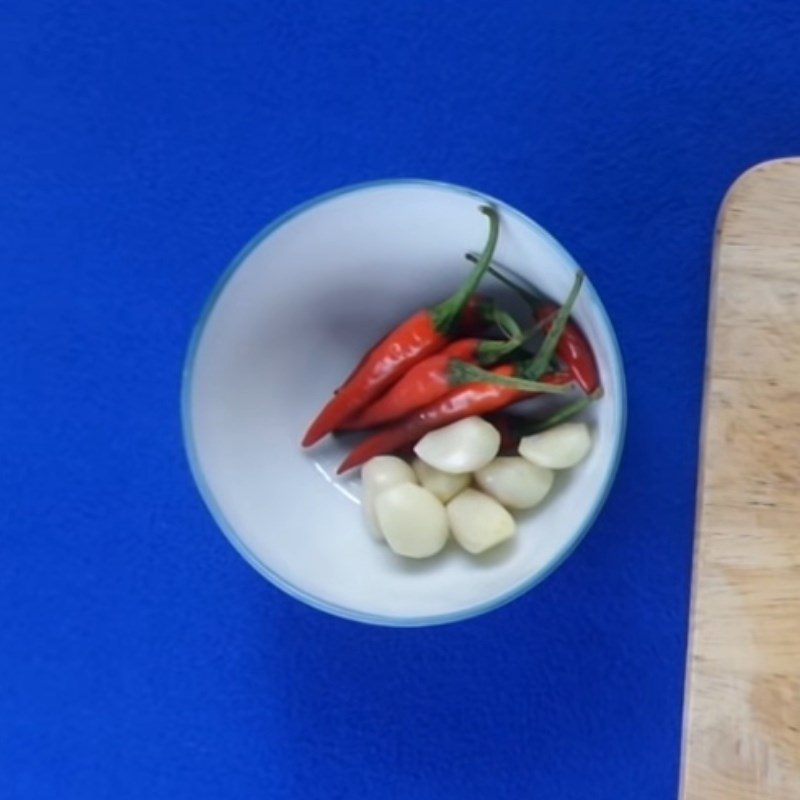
3, 2, 799, 798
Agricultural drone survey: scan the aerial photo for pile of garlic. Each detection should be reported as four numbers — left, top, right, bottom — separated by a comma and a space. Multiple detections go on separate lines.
360, 416, 592, 558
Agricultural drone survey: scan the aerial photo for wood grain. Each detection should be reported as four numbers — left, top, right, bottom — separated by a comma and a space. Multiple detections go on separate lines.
680, 159, 800, 799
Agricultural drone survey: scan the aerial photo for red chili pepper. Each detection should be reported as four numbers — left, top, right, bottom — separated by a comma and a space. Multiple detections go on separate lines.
534, 303, 599, 394
468, 254, 600, 394
340, 338, 478, 430
337, 368, 571, 473
455, 294, 491, 336
302, 206, 500, 447
340, 322, 531, 430
334, 294, 491, 394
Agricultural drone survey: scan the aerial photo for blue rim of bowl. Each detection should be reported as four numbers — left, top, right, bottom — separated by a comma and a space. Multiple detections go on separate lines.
181, 178, 627, 627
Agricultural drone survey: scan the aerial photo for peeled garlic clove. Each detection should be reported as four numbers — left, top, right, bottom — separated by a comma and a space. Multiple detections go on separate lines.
519, 422, 592, 470
446, 488, 515, 554
412, 457, 470, 502
361, 456, 417, 539
374, 483, 449, 558
414, 416, 500, 474
475, 457, 554, 510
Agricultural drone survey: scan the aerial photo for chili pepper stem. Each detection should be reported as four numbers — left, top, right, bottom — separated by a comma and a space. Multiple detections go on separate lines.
431, 206, 499, 333
487, 307, 522, 341
465, 255, 586, 382
475, 314, 552, 365
521, 270, 584, 379
448, 360, 572, 394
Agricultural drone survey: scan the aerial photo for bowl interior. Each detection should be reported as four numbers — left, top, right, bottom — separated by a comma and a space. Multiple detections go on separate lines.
184, 181, 625, 624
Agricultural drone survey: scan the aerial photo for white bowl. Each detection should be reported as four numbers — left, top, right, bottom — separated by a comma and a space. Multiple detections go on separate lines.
182, 180, 626, 626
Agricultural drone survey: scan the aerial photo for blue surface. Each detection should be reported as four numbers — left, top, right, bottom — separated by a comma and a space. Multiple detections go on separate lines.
2, 2, 799, 797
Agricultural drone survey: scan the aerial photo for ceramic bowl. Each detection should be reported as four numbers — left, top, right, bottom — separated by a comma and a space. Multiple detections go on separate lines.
182, 180, 626, 625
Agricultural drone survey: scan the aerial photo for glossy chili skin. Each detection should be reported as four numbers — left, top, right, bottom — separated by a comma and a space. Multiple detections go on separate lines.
337, 369, 570, 473
534, 303, 599, 394
340, 338, 481, 430
303, 311, 449, 446
333, 295, 486, 394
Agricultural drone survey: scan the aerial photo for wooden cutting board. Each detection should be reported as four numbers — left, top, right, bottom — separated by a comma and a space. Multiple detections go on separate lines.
680, 159, 800, 799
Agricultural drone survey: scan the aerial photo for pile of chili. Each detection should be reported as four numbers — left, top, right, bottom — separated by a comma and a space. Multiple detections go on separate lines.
337, 270, 586, 472
302, 206, 500, 446
341, 316, 536, 431
301, 202, 603, 473
466, 253, 600, 394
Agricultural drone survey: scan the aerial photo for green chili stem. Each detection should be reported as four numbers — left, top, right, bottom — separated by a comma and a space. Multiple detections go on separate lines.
478, 304, 521, 341
432, 206, 499, 333
493, 309, 522, 340
476, 301, 519, 340
449, 360, 572, 394
521, 270, 584, 380
465, 252, 584, 380
475, 313, 552, 365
